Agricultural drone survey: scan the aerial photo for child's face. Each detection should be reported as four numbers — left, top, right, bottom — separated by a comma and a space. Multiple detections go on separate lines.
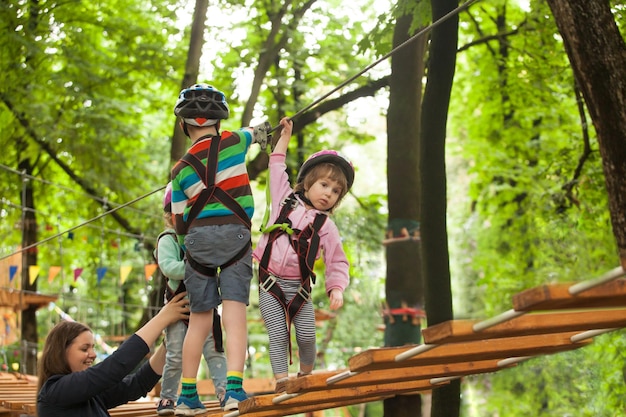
305, 175, 342, 211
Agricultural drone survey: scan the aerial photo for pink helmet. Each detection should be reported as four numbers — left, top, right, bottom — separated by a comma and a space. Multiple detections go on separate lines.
297, 150, 355, 191
163, 182, 172, 212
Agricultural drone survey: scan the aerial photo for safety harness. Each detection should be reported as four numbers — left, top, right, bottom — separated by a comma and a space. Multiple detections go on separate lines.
154, 231, 225, 352
176, 133, 252, 277
258, 192, 327, 361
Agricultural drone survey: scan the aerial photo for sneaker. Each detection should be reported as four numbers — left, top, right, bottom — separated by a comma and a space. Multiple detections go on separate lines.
222, 388, 248, 411
157, 398, 175, 416
175, 395, 205, 416
274, 377, 289, 393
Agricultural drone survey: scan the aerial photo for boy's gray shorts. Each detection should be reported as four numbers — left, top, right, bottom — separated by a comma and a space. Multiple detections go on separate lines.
184, 224, 252, 313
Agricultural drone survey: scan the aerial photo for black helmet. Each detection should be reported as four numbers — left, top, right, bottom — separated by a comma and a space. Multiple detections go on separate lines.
297, 150, 355, 191
174, 84, 229, 123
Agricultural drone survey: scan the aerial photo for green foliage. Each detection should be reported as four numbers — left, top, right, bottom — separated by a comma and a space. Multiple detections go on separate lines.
448, 1, 624, 415
463, 331, 626, 416
0, 0, 187, 344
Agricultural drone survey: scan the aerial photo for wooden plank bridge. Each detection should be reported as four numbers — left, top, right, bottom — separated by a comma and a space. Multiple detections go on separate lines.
1, 266, 624, 416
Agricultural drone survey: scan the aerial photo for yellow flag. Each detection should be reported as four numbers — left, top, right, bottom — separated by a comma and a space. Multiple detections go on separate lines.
29, 265, 40, 285
144, 264, 158, 281
120, 265, 133, 284
48, 266, 62, 283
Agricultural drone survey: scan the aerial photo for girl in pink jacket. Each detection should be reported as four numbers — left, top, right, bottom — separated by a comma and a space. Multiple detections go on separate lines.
252, 117, 355, 392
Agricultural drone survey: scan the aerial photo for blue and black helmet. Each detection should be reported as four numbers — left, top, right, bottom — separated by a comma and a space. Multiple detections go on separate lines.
174, 83, 229, 124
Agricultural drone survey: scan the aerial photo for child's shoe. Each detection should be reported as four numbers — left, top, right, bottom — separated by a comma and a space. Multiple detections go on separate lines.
156, 398, 175, 416
175, 395, 205, 416
222, 388, 248, 411
274, 377, 289, 393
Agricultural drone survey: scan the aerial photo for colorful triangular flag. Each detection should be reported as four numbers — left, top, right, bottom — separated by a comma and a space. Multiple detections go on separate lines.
120, 265, 132, 285
48, 266, 61, 283
9, 266, 18, 282
28, 265, 40, 285
144, 264, 158, 281
96, 267, 108, 285
73, 268, 83, 282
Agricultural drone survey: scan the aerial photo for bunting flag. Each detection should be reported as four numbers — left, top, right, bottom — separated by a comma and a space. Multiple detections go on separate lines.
48, 266, 62, 283
96, 267, 108, 285
28, 265, 40, 285
67, 232, 74, 240
120, 265, 132, 284
51, 303, 114, 354
73, 268, 83, 282
144, 264, 158, 281
9, 266, 18, 283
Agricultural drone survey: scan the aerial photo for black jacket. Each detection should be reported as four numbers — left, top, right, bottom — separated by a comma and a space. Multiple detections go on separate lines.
37, 334, 160, 417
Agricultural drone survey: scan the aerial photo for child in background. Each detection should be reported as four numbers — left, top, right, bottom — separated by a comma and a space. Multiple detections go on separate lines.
155, 182, 227, 416
253, 117, 354, 392
170, 83, 271, 414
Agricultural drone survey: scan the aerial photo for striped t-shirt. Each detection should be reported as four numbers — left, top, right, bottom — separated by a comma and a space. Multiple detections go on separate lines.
171, 128, 254, 231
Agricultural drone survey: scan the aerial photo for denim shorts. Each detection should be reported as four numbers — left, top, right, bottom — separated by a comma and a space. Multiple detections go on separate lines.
184, 224, 252, 313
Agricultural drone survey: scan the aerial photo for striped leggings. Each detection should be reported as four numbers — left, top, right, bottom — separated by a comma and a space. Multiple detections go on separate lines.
259, 276, 317, 376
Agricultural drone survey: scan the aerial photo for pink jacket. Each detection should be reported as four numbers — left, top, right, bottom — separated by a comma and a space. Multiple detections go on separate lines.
253, 153, 349, 294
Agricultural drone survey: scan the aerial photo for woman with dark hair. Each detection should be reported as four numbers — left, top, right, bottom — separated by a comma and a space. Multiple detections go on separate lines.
37, 292, 189, 417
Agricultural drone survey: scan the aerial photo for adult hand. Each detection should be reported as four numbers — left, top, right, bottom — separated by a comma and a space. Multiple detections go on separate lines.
158, 292, 190, 325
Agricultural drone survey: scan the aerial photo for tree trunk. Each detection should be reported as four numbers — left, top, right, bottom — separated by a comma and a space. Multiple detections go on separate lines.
545, 0, 626, 268
421, 0, 460, 416
383, 9, 427, 417
18, 158, 38, 375
170, 0, 209, 164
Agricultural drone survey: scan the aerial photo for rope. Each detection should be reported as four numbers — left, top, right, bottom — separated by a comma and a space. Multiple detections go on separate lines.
3, 0, 480, 262
260, 0, 480, 235
0, 185, 166, 262
269, 0, 480, 133
0, 163, 158, 218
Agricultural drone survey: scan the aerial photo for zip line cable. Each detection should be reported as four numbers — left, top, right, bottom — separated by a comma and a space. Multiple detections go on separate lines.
0, 185, 166, 262
2, 0, 478, 262
269, 0, 480, 133
0, 162, 161, 219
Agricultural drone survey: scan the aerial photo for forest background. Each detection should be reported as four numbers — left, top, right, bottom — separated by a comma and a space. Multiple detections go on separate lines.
1, 0, 626, 416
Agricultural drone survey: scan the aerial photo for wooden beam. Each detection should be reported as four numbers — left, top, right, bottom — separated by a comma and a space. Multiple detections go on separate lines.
513, 278, 626, 311
212, 394, 393, 417
348, 332, 591, 372
238, 379, 438, 414
422, 309, 626, 344
284, 359, 515, 394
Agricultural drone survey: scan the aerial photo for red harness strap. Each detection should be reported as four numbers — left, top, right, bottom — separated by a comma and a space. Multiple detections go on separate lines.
176, 134, 252, 276
258, 194, 327, 362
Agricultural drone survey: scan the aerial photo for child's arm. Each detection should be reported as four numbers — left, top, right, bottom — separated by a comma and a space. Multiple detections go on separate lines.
329, 288, 344, 310
157, 235, 185, 280
272, 117, 293, 154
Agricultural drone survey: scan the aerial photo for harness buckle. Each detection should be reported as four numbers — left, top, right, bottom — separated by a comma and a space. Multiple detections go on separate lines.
281, 197, 298, 209
260, 275, 277, 292
296, 285, 310, 300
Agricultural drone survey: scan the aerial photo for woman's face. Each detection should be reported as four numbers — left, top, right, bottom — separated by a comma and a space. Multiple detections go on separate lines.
66, 330, 97, 372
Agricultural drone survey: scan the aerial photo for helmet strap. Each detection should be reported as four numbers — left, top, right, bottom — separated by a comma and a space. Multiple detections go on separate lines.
180, 121, 190, 137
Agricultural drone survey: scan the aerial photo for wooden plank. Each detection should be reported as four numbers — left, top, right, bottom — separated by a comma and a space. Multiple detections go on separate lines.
285, 359, 514, 394
348, 332, 591, 372
238, 379, 438, 414
513, 279, 626, 311
212, 394, 394, 417
422, 309, 626, 344
195, 378, 274, 396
